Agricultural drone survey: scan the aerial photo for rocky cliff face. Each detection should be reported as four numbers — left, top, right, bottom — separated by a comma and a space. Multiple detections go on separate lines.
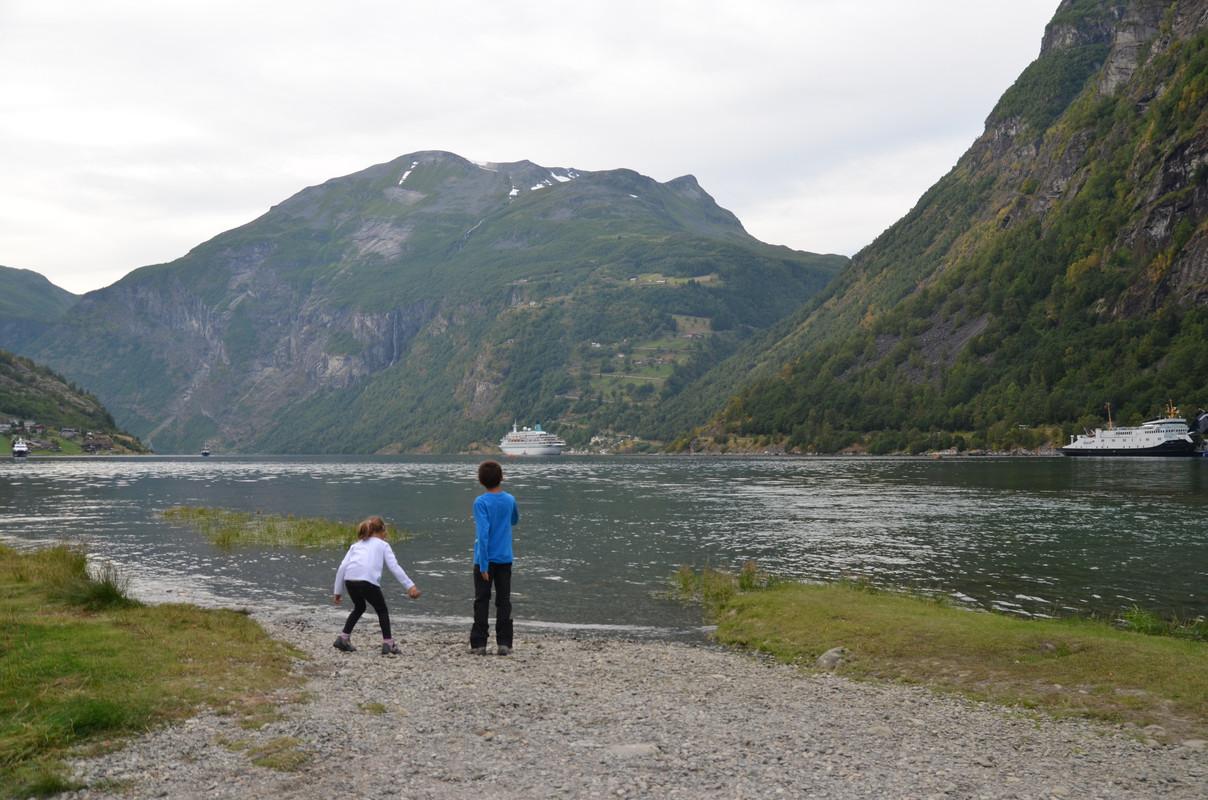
893, 0, 1208, 322
993, 0, 1208, 308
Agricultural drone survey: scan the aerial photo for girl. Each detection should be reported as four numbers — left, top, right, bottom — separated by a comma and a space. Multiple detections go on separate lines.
333, 516, 420, 655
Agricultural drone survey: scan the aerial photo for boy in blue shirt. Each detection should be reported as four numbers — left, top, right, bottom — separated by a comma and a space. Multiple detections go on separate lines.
471, 459, 519, 655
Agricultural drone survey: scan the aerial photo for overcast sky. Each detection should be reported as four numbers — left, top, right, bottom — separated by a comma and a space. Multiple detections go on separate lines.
1, 1, 1060, 295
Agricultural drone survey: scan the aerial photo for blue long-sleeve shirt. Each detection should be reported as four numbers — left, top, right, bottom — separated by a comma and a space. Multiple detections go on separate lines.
473, 489, 518, 569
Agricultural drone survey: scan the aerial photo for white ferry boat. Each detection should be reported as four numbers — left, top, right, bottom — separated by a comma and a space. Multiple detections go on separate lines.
11, 437, 29, 457
1060, 405, 1198, 457
499, 423, 565, 456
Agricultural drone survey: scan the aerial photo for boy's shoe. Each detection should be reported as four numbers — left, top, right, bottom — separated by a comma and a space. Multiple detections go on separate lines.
497, 645, 511, 656
333, 635, 356, 652
381, 640, 402, 656
470, 646, 488, 655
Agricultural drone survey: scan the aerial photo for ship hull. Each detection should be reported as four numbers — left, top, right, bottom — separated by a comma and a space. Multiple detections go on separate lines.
1060, 440, 1197, 457
499, 444, 563, 456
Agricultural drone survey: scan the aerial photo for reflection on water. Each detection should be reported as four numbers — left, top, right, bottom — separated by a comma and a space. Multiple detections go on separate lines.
1, 455, 1204, 640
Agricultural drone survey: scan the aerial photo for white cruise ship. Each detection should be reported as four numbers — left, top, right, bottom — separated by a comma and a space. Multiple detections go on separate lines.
1060, 407, 1198, 457
499, 423, 565, 456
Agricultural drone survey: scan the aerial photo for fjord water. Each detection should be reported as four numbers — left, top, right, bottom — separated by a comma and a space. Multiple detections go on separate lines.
1, 455, 1204, 640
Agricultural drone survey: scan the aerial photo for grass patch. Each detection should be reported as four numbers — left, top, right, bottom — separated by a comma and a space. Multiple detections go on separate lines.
248, 737, 308, 771
669, 559, 781, 610
162, 506, 412, 549
0, 543, 304, 798
674, 565, 1208, 742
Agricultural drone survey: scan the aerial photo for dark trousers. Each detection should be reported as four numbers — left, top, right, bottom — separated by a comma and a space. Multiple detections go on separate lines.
471, 562, 513, 648
342, 580, 392, 640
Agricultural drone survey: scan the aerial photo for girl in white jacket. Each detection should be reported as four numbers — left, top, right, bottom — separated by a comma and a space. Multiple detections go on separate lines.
333, 516, 420, 655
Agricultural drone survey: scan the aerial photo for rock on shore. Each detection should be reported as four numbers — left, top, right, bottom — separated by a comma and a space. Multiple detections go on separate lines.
56, 609, 1207, 799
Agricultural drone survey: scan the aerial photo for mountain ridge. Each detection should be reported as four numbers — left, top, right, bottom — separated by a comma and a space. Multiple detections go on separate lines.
0, 265, 79, 352
22, 152, 844, 453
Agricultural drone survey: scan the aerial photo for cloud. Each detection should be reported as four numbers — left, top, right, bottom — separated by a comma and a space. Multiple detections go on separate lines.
0, 0, 1056, 294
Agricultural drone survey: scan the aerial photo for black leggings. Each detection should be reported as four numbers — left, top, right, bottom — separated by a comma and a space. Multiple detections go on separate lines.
342, 580, 392, 640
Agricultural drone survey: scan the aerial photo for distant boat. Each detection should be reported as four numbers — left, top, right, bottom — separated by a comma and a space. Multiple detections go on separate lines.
1060, 403, 1199, 457
201, 446, 211, 457
11, 437, 29, 458
499, 423, 565, 456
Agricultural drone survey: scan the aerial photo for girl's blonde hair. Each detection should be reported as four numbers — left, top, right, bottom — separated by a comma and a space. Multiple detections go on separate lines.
356, 516, 387, 541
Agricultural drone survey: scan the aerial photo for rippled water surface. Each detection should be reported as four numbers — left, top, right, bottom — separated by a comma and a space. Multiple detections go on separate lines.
1, 455, 1205, 640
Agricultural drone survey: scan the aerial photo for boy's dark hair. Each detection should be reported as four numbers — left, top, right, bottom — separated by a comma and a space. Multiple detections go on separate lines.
478, 459, 503, 489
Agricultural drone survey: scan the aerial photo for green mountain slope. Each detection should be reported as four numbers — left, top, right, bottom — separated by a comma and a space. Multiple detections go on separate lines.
26, 153, 844, 453
706, 0, 1208, 453
0, 349, 145, 451
0, 266, 78, 352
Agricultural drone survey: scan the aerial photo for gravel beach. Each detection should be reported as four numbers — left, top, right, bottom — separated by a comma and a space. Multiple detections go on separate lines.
55, 608, 1207, 800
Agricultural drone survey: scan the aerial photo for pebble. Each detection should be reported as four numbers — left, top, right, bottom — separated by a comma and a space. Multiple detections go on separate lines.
53, 610, 1208, 799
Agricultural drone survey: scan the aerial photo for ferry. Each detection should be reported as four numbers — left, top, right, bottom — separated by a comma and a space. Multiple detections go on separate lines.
11, 437, 29, 457
499, 423, 565, 456
1060, 404, 1199, 457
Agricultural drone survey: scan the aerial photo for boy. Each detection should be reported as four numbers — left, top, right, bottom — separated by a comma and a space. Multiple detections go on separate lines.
471, 459, 519, 655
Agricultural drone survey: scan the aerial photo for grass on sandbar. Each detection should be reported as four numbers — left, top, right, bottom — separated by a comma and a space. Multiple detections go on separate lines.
673, 562, 1208, 742
0, 543, 304, 798
162, 505, 411, 549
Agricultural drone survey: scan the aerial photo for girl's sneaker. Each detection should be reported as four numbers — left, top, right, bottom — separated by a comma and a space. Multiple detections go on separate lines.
333, 634, 356, 652
381, 639, 401, 655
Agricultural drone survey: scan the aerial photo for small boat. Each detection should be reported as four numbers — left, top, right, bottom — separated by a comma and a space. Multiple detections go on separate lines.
11, 437, 29, 457
499, 423, 565, 456
1060, 403, 1199, 457
201, 444, 211, 457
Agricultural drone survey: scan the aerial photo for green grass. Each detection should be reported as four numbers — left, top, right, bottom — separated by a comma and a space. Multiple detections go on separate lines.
674, 564, 1208, 742
0, 543, 304, 798
162, 506, 412, 549
247, 737, 308, 771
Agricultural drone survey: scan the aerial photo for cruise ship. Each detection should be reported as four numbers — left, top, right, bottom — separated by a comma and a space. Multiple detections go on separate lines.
11, 437, 29, 457
1059, 406, 1199, 457
499, 423, 565, 456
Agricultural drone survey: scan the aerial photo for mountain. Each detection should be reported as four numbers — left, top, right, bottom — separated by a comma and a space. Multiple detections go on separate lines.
701, 0, 1208, 454
24, 153, 845, 453
0, 266, 78, 352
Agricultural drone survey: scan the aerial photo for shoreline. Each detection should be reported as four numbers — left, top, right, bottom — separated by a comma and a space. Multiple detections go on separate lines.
54, 609, 1208, 799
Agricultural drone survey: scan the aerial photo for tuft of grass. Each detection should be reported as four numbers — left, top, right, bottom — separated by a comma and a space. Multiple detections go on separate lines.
669, 560, 780, 615
680, 571, 1208, 742
0, 543, 304, 798
1119, 606, 1208, 641
17, 542, 137, 611
161, 506, 413, 549
248, 737, 308, 771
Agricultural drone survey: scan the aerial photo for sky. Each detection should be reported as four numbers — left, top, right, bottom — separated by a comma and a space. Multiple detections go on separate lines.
0, 1, 1061, 295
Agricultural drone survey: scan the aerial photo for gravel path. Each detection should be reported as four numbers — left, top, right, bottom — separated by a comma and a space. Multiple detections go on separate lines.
55, 608, 1207, 799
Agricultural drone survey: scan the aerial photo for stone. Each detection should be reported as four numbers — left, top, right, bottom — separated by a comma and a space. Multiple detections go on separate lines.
816, 646, 846, 671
